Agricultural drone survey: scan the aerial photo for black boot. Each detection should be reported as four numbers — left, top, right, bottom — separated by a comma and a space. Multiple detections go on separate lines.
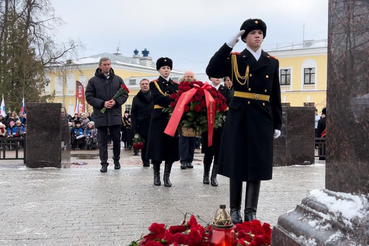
210, 164, 218, 186
100, 163, 108, 173
180, 162, 187, 170
203, 153, 212, 184
164, 162, 173, 187
114, 160, 121, 170
153, 162, 161, 186
230, 179, 243, 224
244, 181, 261, 222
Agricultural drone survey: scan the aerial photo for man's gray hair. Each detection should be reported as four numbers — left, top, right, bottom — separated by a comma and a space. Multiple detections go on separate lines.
140, 78, 150, 84
99, 57, 111, 66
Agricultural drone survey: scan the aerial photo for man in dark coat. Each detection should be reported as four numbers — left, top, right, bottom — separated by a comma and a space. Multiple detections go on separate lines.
131, 78, 153, 167
317, 107, 326, 160
85, 57, 128, 172
206, 18, 282, 223
146, 57, 179, 187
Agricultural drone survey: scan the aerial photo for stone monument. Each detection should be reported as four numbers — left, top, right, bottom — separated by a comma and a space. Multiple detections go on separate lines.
271, 1, 369, 245
26, 103, 70, 168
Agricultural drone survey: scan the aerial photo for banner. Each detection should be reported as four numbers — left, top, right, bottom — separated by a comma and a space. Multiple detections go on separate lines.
0, 95, 5, 117
75, 81, 85, 113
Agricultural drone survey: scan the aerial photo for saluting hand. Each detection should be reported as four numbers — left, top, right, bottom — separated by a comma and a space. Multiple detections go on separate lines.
226, 30, 246, 48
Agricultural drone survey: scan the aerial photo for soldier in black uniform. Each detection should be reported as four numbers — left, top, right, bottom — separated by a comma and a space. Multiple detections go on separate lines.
146, 57, 179, 187
206, 19, 282, 223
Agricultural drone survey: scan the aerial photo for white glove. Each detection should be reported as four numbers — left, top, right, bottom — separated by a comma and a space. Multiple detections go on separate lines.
226, 30, 246, 48
273, 129, 281, 139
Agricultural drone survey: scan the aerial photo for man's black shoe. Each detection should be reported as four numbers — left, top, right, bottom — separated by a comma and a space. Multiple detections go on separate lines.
186, 162, 194, 169
100, 165, 108, 173
180, 162, 187, 170
114, 162, 121, 170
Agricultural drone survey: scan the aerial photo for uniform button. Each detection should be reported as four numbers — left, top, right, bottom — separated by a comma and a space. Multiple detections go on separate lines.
250, 74, 253, 77
263, 103, 265, 106
266, 75, 269, 78
264, 89, 267, 93
248, 88, 251, 91
248, 101, 250, 104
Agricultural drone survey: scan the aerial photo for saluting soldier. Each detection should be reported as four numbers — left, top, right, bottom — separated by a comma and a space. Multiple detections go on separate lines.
206, 19, 282, 223
146, 57, 179, 187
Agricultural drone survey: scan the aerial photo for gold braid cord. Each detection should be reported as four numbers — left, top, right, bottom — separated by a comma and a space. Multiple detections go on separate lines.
231, 54, 249, 86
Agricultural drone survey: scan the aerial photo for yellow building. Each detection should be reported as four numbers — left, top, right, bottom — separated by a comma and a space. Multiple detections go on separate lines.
267, 39, 327, 112
44, 50, 183, 115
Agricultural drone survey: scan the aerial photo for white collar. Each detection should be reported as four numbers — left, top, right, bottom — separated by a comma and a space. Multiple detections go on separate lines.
211, 83, 221, 90
246, 45, 262, 61
160, 75, 170, 82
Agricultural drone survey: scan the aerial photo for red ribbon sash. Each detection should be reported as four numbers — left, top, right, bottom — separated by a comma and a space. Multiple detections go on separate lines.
164, 83, 215, 146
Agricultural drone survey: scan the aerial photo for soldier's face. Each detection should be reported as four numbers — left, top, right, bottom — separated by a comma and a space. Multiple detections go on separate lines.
140, 80, 150, 93
210, 77, 222, 86
158, 66, 171, 78
99, 60, 111, 74
244, 30, 264, 51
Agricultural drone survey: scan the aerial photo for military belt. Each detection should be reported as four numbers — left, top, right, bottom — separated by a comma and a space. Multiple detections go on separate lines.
234, 91, 270, 102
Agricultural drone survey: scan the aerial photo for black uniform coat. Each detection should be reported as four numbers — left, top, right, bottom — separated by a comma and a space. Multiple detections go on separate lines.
201, 84, 231, 154
206, 43, 282, 181
86, 68, 128, 128
146, 76, 179, 162
131, 90, 154, 136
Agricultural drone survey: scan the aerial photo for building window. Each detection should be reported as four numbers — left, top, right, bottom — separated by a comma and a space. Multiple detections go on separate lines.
304, 68, 315, 85
280, 69, 291, 85
129, 79, 136, 85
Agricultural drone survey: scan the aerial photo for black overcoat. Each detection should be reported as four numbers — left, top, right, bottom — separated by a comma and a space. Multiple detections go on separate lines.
85, 68, 128, 128
206, 43, 282, 181
131, 90, 153, 137
146, 76, 179, 162
201, 84, 231, 154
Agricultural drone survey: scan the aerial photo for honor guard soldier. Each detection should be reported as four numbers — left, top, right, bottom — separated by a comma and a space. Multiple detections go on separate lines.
206, 19, 282, 223
146, 57, 179, 187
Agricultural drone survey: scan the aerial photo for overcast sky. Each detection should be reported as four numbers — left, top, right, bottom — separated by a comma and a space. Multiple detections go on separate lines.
51, 0, 328, 73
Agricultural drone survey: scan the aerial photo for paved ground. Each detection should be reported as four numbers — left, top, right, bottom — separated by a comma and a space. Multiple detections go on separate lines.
0, 146, 325, 245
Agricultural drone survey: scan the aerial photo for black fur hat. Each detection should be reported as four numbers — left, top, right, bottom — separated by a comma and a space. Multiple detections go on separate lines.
240, 18, 267, 42
156, 57, 173, 70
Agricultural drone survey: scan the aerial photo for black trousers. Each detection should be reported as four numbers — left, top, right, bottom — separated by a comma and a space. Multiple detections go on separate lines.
97, 125, 121, 165
141, 134, 149, 165
179, 135, 196, 163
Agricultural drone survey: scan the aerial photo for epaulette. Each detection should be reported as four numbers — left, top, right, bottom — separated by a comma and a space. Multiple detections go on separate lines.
269, 55, 278, 60
151, 79, 158, 82
231, 52, 241, 55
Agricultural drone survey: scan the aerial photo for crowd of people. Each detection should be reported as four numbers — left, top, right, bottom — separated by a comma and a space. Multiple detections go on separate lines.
0, 111, 27, 150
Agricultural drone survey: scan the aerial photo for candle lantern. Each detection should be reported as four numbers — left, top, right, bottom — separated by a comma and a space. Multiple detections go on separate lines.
209, 205, 236, 246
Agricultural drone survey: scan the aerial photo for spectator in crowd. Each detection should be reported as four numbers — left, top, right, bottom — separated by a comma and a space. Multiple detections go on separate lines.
224, 76, 234, 97
131, 78, 153, 166
178, 71, 197, 170
0, 115, 7, 128
80, 113, 90, 129
315, 108, 320, 137
146, 57, 179, 187
86, 112, 92, 121
317, 107, 326, 160
85, 57, 128, 172
206, 18, 282, 223
15, 120, 25, 136
201, 77, 231, 186
18, 112, 26, 125
7, 112, 18, 126
85, 121, 98, 150
7, 121, 17, 137
71, 120, 85, 150
121, 110, 132, 150
72, 113, 80, 123
0, 122, 7, 138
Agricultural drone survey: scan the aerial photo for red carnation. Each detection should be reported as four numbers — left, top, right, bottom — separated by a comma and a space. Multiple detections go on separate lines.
177, 91, 184, 96
184, 105, 190, 113
194, 105, 202, 112
170, 102, 176, 108
215, 98, 222, 105
196, 89, 205, 97
183, 86, 191, 91
168, 225, 187, 234
148, 222, 166, 235
210, 91, 217, 98
172, 233, 188, 244
170, 93, 177, 100
221, 104, 227, 112
194, 95, 202, 102
200, 100, 206, 108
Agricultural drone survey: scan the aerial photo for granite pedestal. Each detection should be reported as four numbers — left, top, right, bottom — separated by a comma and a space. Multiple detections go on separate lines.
26, 103, 68, 168
273, 107, 315, 166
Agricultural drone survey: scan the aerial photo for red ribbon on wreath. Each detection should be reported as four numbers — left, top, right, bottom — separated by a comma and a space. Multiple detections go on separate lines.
164, 83, 215, 146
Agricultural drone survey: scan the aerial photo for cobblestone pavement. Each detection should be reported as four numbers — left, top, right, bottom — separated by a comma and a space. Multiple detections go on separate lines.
0, 146, 325, 245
